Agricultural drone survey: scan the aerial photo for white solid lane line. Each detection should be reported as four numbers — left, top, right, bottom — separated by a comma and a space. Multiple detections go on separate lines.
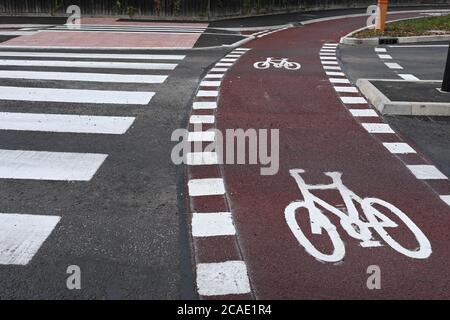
0, 149, 107, 181
0, 51, 186, 60
0, 112, 135, 134
0, 59, 177, 70
0, 213, 60, 265
0, 70, 168, 83
0, 86, 154, 105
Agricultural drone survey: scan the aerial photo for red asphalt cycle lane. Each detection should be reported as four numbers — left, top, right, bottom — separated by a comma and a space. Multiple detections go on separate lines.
217, 13, 450, 299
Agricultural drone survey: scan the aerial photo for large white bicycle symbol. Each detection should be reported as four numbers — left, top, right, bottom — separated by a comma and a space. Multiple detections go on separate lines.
253, 57, 301, 70
284, 169, 432, 263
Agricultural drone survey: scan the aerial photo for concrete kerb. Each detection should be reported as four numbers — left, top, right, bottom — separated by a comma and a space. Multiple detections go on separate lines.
356, 79, 450, 116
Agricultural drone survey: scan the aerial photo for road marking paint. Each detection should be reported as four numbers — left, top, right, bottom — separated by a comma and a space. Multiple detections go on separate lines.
188, 178, 225, 196
323, 65, 341, 70
196, 261, 251, 296
407, 165, 447, 180
320, 56, 337, 60
0, 86, 154, 105
0, 51, 186, 60
375, 47, 387, 52
320, 52, 336, 56
226, 55, 241, 58
0, 112, 135, 134
200, 81, 221, 87
385, 62, 403, 70
321, 60, 338, 65
197, 90, 219, 97
340, 96, 367, 104
192, 212, 236, 237
323, 43, 338, 46
440, 195, 450, 206
398, 74, 420, 80
189, 115, 215, 124
205, 73, 224, 79
388, 45, 449, 48
188, 131, 216, 142
329, 78, 350, 84
193, 102, 217, 110
349, 109, 378, 117
383, 142, 417, 154
0, 149, 107, 181
0, 59, 177, 70
210, 68, 228, 72
378, 54, 392, 59
186, 152, 219, 165
326, 71, 345, 76
234, 48, 251, 51
0, 70, 167, 83
334, 86, 358, 93
320, 49, 336, 53
216, 63, 233, 67
361, 123, 395, 133
0, 213, 60, 265
221, 58, 237, 62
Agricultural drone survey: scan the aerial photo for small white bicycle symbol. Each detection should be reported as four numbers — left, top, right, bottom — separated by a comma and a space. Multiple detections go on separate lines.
253, 57, 301, 70
285, 169, 432, 263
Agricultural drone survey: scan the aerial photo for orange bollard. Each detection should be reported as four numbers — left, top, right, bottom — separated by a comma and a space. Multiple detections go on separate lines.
376, 0, 389, 32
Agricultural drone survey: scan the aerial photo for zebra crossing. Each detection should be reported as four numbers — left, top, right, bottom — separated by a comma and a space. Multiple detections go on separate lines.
22, 24, 207, 34
0, 48, 185, 265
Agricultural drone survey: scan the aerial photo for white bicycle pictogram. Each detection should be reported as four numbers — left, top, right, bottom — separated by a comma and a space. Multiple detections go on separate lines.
253, 57, 301, 70
284, 169, 432, 263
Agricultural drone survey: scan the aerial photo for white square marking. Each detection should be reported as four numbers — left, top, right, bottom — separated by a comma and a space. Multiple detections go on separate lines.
188, 178, 225, 196
0, 213, 60, 265
196, 261, 251, 296
361, 123, 395, 133
375, 47, 387, 52
407, 165, 447, 180
192, 212, 236, 237
385, 62, 403, 70
383, 142, 416, 154
340, 96, 367, 104
378, 54, 392, 59
349, 109, 378, 117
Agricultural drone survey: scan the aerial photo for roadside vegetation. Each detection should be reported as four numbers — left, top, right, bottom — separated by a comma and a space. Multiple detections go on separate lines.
355, 14, 450, 38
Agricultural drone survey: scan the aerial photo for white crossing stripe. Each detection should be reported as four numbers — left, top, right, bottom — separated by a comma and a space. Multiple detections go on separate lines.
205, 73, 224, 79
361, 123, 395, 133
334, 86, 358, 93
235, 48, 251, 51
186, 152, 219, 165
188, 178, 225, 196
192, 212, 236, 237
326, 71, 345, 76
226, 55, 241, 58
385, 62, 403, 70
440, 195, 450, 206
0, 149, 107, 181
0, 59, 177, 70
321, 60, 338, 65
329, 78, 350, 84
320, 49, 336, 53
378, 54, 392, 59
320, 52, 336, 56
320, 56, 337, 60
188, 131, 216, 142
193, 102, 217, 110
407, 165, 447, 180
399, 74, 420, 80
210, 68, 228, 72
216, 63, 233, 67
197, 90, 219, 97
323, 43, 338, 46
200, 81, 221, 87
349, 109, 378, 117
323, 65, 341, 70
196, 261, 251, 296
0, 213, 60, 265
0, 112, 135, 134
383, 142, 416, 154
0, 86, 154, 105
375, 47, 387, 52
189, 115, 215, 124
0, 51, 186, 60
0, 70, 167, 83
221, 58, 237, 62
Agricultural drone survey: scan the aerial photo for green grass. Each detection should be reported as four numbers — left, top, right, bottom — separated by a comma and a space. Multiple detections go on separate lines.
355, 14, 450, 38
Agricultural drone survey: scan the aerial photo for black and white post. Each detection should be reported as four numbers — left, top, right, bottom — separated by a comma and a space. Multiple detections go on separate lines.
442, 42, 450, 92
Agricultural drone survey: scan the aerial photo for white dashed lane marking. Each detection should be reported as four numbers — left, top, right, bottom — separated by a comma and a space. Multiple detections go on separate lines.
188, 178, 226, 196
191, 212, 236, 237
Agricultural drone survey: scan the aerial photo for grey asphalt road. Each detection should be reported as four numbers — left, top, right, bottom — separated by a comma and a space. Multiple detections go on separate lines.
340, 42, 450, 178
0, 47, 227, 299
